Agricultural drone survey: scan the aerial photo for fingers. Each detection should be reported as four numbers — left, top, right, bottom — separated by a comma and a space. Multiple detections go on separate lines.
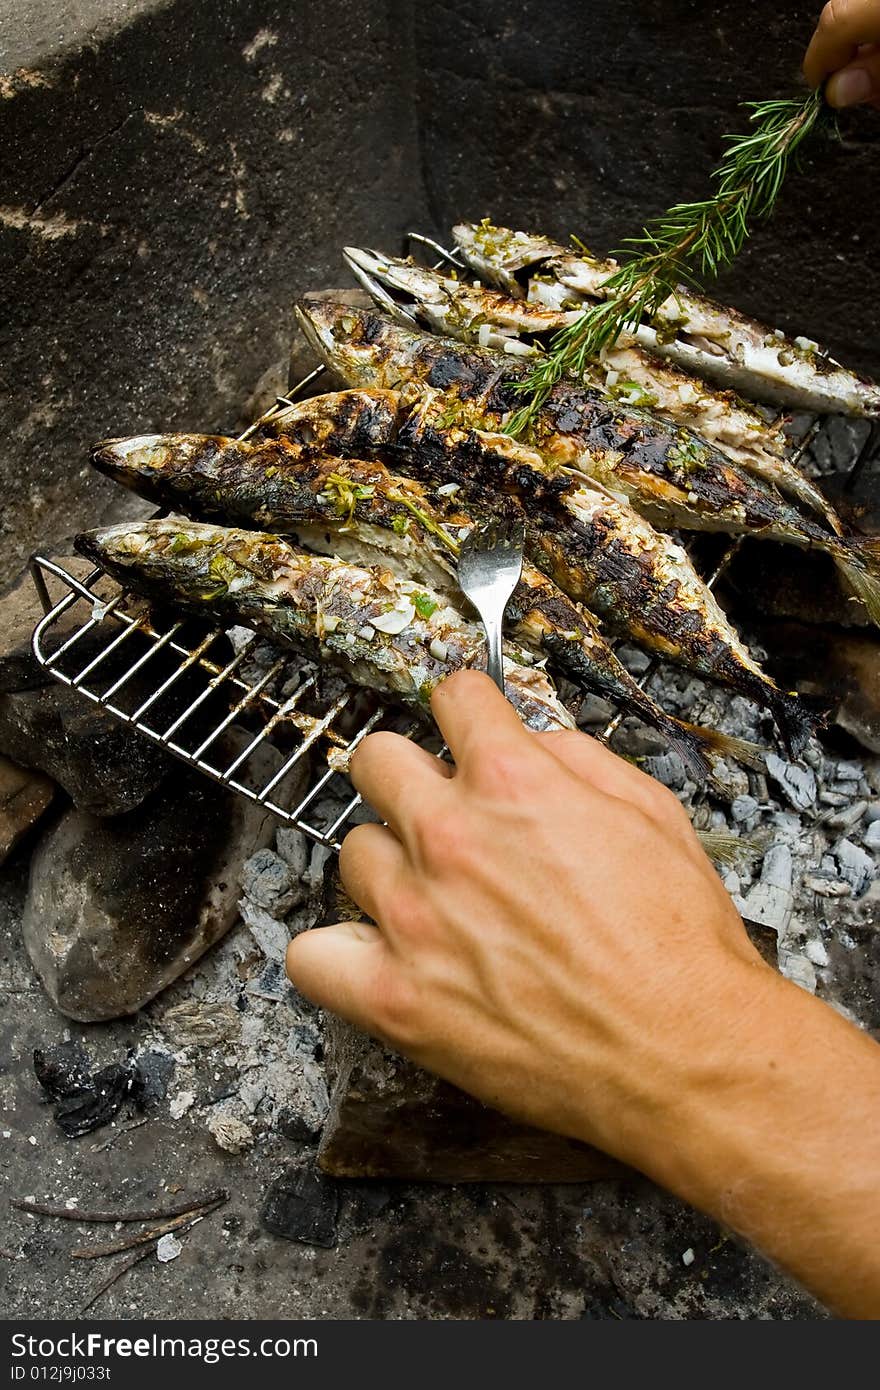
430, 668, 527, 766
804, 0, 880, 87
348, 729, 451, 841
536, 727, 679, 823
826, 47, 880, 106
338, 821, 407, 923
285, 920, 391, 1033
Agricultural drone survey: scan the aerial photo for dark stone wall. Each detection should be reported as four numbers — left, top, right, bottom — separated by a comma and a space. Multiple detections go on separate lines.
414, 0, 880, 374
3, 0, 879, 583
0, 0, 428, 583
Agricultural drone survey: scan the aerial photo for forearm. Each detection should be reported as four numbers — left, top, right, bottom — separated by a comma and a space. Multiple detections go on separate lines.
602, 957, 880, 1318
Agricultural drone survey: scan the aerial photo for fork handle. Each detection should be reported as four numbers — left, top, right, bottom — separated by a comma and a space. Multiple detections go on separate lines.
484, 618, 505, 696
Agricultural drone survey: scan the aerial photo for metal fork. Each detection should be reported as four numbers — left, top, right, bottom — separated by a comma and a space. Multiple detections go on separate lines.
457, 520, 525, 696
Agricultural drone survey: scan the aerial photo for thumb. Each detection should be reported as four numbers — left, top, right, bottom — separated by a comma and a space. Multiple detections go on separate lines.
826, 51, 880, 107
286, 921, 390, 1033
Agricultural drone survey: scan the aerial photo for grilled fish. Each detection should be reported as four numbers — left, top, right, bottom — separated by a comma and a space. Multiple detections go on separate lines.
453, 221, 880, 417
264, 369, 815, 752
394, 396, 815, 754
345, 245, 841, 532
74, 520, 575, 733
296, 300, 880, 628
92, 432, 761, 779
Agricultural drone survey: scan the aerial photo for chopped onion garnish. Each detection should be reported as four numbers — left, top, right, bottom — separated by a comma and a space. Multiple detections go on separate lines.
604, 369, 619, 387
503, 339, 536, 357
371, 600, 415, 635
429, 637, 448, 662
356, 624, 376, 641
477, 323, 493, 348
436, 482, 460, 497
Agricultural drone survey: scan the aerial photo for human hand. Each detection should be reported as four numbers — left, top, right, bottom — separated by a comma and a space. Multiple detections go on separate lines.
286, 670, 768, 1171
804, 0, 880, 108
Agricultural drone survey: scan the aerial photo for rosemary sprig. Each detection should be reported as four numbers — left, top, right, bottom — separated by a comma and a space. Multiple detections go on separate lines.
506, 87, 830, 438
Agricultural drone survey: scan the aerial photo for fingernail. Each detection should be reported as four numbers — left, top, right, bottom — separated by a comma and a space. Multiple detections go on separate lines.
828, 67, 873, 107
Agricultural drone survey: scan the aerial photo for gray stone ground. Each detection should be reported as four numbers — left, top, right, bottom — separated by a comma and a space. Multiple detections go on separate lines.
0, 838, 821, 1320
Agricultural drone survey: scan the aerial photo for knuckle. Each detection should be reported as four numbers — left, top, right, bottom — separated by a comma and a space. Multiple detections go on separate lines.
647, 778, 688, 820
413, 810, 473, 872
474, 742, 534, 800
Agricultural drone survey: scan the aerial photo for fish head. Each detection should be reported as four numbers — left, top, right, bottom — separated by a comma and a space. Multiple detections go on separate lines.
91, 434, 230, 498
75, 517, 185, 577
75, 518, 281, 603
452, 222, 561, 295
270, 388, 401, 453
295, 297, 422, 389
343, 247, 444, 327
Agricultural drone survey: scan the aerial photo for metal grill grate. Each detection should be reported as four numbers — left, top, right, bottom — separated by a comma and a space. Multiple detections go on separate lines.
28, 234, 868, 850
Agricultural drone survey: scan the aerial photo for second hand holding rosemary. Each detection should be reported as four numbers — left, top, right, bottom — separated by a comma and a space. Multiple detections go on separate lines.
506, 88, 831, 439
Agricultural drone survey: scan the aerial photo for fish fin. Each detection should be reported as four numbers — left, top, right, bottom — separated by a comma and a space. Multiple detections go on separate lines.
830, 536, 880, 629
767, 688, 821, 759
697, 830, 762, 869
678, 722, 766, 771
656, 725, 713, 785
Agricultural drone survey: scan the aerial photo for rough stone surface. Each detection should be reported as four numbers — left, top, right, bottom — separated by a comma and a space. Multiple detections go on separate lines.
0, 685, 171, 817
21, 743, 283, 1019
0, 0, 430, 585
0, 757, 53, 864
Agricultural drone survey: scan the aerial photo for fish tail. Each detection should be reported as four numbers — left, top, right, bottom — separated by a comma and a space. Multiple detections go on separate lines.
767, 687, 818, 759
697, 830, 762, 869
652, 721, 714, 785
829, 536, 880, 629
677, 721, 766, 771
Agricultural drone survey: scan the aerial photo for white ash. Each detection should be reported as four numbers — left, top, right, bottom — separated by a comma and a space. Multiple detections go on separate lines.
156, 1233, 183, 1263
863, 820, 880, 851
824, 800, 867, 831
206, 1107, 255, 1154
240, 900, 292, 963
765, 755, 817, 812
241, 847, 307, 914
834, 839, 875, 896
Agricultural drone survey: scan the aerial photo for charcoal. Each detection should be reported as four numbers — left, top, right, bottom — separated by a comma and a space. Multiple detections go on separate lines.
32, 1042, 91, 1100
261, 1166, 339, 1248
33, 1045, 141, 1138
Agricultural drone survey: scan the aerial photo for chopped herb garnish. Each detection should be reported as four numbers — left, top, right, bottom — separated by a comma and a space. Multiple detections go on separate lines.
413, 592, 439, 619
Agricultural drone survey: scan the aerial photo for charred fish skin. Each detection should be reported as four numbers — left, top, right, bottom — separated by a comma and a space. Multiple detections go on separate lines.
268, 388, 401, 455
74, 520, 575, 734
346, 247, 841, 533
453, 221, 880, 418
396, 405, 815, 754
92, 429, 724, 777
296, 303, 880, 629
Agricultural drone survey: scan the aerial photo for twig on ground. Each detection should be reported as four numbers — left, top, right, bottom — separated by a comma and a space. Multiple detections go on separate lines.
90, 1117, 149, 1153
10, 1188, 228, 1224
70, 1195, 227, 1259
79, 1244, 157, 1315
